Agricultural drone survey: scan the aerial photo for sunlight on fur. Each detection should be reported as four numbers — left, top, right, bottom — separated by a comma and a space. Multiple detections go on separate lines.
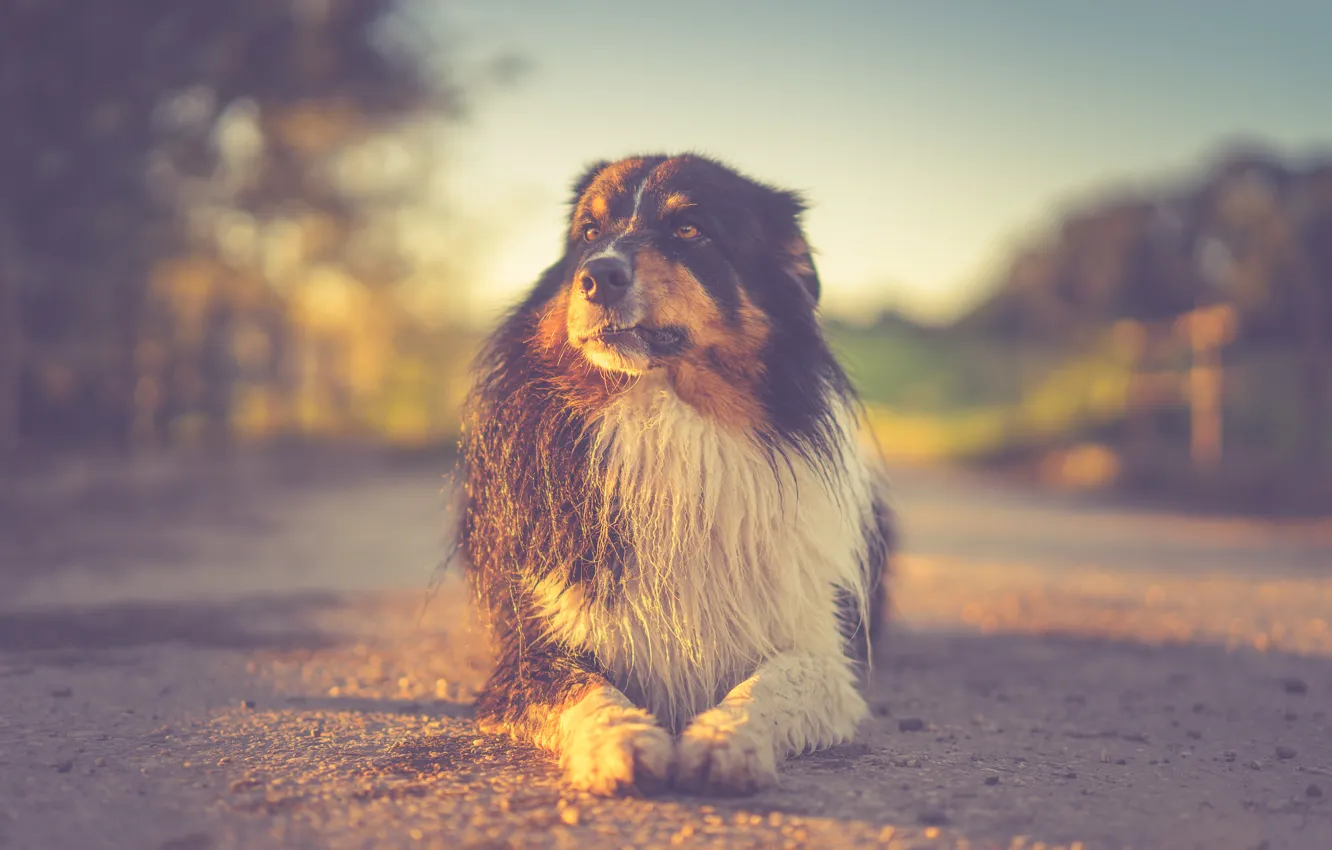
463, 153, 898, 797
534, 373, 876, 732
552, 684, 674, 795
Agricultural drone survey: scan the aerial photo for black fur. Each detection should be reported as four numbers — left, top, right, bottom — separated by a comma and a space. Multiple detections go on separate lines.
459, 153, 895, 740
461, 262, 631, 734
844, 489, 896, 662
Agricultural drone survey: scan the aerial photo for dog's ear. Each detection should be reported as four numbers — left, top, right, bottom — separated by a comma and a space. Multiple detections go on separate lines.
570, 160, 611, 205
783, 234, 821, 304
769, 188, 821, 304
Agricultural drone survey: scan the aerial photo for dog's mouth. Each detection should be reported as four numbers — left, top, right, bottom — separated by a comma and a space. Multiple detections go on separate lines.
584, 324, 687, 354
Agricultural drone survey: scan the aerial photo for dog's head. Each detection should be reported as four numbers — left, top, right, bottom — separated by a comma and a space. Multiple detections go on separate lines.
537, 155, 822, 381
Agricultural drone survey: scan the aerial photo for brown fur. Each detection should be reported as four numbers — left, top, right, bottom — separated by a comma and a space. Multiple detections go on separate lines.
573, 158, 648, 231
462, 153, 898, 798
520, 680, 599, 753
661, 192, 694, 215
629, 248, 770, 430
531, 291, 630, 415
542, 236, 773, 432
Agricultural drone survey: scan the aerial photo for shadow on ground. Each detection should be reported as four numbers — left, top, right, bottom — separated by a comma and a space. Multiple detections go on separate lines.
179, 617, 1332, 850
0, 592, 347, 654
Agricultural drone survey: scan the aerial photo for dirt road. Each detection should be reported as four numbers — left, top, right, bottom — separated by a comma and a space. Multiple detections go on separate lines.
2, 456, 1331, 850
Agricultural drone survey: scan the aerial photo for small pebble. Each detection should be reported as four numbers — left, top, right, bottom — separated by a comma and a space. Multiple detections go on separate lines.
873, 705, 892, 718
1187, 730, 1202, 740
1064, 772, 1078, 779
984, 775, 1000, 786
898, 718, 925, 732
1282, 678, 1309, 695
1115, 758, 1128, 765
1249, 760, 1264, 770
51, 687, 72, 699
1276, 746, 1297, 760
93, 757, 106, 767
1307, 784, 1323, 798
55, 761, 73, 773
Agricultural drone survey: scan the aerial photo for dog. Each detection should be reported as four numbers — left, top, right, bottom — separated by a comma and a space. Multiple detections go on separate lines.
458, 154, 895, 796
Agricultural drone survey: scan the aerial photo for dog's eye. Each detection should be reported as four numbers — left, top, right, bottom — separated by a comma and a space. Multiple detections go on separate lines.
674, 223, 702, 241
582, 226, 601, 242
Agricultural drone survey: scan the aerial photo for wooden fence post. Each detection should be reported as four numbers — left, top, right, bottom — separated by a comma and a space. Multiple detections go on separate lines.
1175, 305, 1238, 471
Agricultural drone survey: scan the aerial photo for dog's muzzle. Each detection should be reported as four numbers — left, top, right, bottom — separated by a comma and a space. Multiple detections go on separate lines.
578, 256, 633, 307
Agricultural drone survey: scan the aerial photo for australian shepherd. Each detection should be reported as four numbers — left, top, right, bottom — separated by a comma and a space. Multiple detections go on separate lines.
459, 154, 895, 796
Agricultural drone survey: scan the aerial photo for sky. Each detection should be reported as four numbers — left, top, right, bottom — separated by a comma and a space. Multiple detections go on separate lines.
429, 0, 1332, 325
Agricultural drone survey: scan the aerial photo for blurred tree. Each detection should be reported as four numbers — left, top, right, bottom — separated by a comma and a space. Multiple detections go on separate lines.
1298, 166, 1332, 465
962, 145, 1332, 469
0, 0, 461, 452
965, 147, 1331, 347
1205, 155, 1329, 465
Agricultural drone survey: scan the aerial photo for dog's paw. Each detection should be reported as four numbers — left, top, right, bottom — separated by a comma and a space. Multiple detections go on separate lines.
560, 699, 674, 796
675, 708, 777, 796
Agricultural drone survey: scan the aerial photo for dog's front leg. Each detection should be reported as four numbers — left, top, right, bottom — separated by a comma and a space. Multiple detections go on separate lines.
675, 653, 868, 794
475, 649, 674, 796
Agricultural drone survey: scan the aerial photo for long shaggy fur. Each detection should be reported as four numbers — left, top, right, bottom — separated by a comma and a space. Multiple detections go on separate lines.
459, 153, 895, 796
541, 376, 876, 732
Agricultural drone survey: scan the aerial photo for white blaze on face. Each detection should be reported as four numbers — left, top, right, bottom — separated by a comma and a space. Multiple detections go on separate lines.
567, 188, 656, 374
580, 242, 630, 267
629, 176, 650, 224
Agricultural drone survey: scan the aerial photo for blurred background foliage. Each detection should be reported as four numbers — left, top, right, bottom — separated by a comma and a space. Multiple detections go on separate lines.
835, 147, 1332, 511
0, 0, 485, 454
0, 1, 1328, 514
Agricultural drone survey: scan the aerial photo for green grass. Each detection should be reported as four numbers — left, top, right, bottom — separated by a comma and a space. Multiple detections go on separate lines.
826, 322, 1132, 462
825, 323, 1060, 412
828, 320, 1331, 484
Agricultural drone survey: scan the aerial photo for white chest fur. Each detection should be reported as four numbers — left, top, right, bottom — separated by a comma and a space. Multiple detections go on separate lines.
535, 376, 876, 731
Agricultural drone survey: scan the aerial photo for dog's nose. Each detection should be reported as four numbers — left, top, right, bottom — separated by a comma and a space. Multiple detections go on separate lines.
578, 256, 632, 306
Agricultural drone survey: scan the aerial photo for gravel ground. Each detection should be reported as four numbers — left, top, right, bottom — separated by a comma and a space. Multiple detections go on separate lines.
2, 457, 1331, 850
